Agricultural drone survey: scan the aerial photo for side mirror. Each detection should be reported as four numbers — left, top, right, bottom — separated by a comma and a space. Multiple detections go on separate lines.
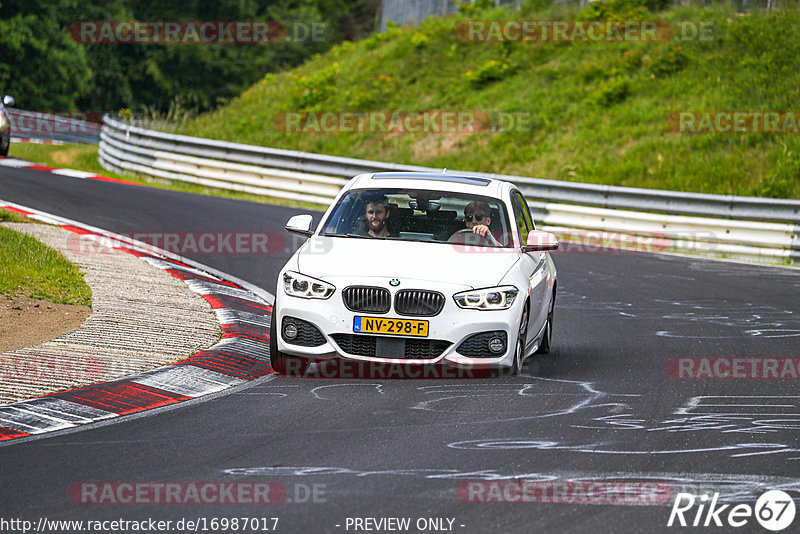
285, 214, 314, 237
522, 230, 559, 252
3, 96, 14, 107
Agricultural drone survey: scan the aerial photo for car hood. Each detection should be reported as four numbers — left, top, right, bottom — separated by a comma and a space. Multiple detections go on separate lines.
295, 236, 520, 289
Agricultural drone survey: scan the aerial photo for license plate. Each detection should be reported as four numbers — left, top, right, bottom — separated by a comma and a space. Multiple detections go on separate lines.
353, 316, 429, 337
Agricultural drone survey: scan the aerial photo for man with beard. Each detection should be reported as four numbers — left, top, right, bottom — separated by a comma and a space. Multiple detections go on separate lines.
362, 195, 393, 238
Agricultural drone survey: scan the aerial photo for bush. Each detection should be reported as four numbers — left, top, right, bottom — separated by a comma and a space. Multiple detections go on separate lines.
464, 60, 513, 88
580, 0, 650, 21
591, 77, 630, 107
649, 46, 688, 78
411, 33, 429, 49
290, 65, 339, 110
456, 0, 496, 15
580, 63, 608, 83
348, 74, 396, 108
620, 49, 643, 72
520, 0, 553, 14
641, 0, 671, 12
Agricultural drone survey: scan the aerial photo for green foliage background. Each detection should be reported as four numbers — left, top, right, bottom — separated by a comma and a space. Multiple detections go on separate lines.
0, 0, 380, 113
180, 0, 800, 198
2, 0, 799, 198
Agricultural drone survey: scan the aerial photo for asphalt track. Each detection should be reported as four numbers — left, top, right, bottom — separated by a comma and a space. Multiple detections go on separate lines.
1, 166, 800, 534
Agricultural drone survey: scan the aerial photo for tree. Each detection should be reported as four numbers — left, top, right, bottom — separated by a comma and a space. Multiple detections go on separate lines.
0, 0, 382, 113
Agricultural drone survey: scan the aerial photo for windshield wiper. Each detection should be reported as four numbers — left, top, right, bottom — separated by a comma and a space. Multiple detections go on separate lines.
323, 232, 387, 240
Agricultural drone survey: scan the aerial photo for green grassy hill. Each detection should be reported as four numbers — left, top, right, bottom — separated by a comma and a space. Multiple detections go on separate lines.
181, 0, 800, 198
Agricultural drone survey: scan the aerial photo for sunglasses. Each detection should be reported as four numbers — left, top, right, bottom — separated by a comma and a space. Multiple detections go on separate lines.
465, 214, 487, 222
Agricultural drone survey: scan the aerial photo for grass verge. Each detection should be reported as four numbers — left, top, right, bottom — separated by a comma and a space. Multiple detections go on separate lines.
0, 208, 30, 223
0, 225, 92, 306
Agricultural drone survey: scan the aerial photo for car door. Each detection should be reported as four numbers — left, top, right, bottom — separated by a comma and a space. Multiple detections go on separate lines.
511, 190, 549, 345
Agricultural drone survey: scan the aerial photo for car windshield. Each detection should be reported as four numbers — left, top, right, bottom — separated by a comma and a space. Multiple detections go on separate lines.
321, 188, 512, 247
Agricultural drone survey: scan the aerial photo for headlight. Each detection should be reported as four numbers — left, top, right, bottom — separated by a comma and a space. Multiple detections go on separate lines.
283, 271, 335, 299
453, 285, 519, 310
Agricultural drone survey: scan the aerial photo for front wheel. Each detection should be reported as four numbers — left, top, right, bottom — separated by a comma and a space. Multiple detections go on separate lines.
500, 303, 528, 376
536, 294, 555, 354
269, 308, 309, 376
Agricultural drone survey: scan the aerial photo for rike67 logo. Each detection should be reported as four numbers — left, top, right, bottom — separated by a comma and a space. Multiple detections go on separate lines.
668, 491, 796, 531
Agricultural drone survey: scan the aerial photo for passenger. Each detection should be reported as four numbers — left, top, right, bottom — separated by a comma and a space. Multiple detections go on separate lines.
362, 196, 392, 238
460, 200, 500, 246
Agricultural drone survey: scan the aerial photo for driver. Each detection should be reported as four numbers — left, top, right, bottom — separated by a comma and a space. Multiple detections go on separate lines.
461, 201, 500, 246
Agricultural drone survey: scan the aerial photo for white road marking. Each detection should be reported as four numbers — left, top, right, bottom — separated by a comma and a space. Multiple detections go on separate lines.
51, 168, 97, 179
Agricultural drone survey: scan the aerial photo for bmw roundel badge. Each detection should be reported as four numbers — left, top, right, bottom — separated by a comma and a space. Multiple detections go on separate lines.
389, 279, 400, 287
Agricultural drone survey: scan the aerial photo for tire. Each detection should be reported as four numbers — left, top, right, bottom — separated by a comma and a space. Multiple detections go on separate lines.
269, 308, 308, 376
500, 303, 528, 376
536, 292, 555, 355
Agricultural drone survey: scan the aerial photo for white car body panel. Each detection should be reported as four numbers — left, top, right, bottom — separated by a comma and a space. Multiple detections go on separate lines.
297, 237, 520, 289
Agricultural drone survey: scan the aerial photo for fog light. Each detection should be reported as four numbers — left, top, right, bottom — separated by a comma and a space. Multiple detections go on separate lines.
488, 337, 506, 354
283, 322, 298, 340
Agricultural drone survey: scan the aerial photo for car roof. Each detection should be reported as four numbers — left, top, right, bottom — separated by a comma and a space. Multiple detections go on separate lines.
348, 172, 510, 198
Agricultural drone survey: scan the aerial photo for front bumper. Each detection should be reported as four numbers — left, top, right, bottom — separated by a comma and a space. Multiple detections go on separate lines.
275, 290, 523, 369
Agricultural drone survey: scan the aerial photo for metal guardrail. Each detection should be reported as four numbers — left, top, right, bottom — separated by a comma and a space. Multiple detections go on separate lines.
99, 115, 800, 265
8, 109, 101, 145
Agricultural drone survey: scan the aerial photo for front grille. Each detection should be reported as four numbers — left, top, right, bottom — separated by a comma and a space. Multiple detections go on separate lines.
456, 331, 508, 357
331, 334, 451, 360
282, 316, 326, 347
342, 286, 391, 313
394, 290, 445, 317
331, 333, 376, 357
404, 338, 451, 359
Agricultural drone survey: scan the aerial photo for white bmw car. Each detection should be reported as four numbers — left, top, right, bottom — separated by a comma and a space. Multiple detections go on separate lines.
270, 172, 558, 376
